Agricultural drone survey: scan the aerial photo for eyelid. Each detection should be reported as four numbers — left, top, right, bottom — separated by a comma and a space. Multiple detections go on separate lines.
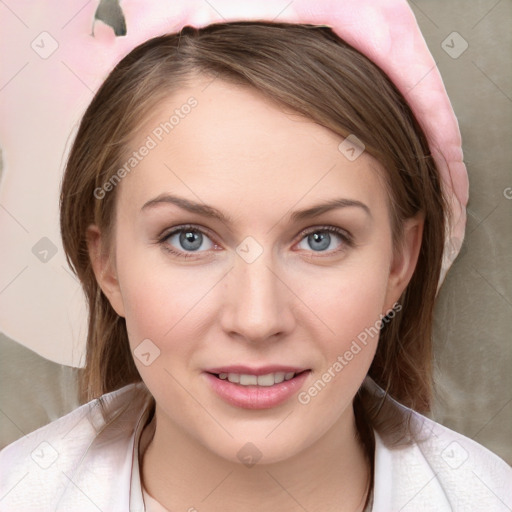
158, 223, 216, 241
296, 225, 353, 243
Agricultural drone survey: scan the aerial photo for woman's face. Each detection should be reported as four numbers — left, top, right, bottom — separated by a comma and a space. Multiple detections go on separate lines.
91, 78, 419, 464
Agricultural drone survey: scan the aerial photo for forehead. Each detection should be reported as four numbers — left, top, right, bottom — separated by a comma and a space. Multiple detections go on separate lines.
115, 78, 389, 224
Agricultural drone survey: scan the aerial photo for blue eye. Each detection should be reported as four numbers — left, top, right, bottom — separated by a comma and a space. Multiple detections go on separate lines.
161, 225, 215, 256
296, 226, 350, 253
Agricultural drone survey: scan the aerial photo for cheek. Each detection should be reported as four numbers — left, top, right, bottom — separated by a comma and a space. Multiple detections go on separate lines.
117, 259, 213, 402
114, 243, 226, 376
306, 253, 392, 348
295, 295, 385, 438
299, 249, 392, 392
114, 229, 205, 335
113, 240, 185, 349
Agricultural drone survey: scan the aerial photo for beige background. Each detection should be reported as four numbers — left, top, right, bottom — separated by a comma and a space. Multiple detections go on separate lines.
0, 0, 511, 465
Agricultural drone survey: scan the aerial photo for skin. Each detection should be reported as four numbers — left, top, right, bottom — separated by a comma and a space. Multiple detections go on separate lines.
88, 77, 423, 512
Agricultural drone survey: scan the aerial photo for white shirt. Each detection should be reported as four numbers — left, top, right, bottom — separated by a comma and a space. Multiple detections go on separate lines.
0, 382, 510, 511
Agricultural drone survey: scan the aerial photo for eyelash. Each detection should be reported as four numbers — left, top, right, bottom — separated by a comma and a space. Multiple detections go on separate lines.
157, 224, 354, 260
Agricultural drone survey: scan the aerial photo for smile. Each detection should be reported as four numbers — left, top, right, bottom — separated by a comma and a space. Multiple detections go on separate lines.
216, 371, 297, 386
204, 367, 311, 409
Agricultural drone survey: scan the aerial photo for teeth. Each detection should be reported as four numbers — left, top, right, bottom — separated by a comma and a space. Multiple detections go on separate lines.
239, 374, 258, 386
218, 371, 297, 386
274, 372, 285, 384
257, 374, 274, 387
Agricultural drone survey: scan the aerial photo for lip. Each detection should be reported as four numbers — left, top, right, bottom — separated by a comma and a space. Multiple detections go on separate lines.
203, 368, 311, 410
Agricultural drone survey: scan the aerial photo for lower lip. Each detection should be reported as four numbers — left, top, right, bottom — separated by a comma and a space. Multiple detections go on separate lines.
204, 371, 310, 410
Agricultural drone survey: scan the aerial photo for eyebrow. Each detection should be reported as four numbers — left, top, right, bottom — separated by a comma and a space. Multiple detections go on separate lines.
141, 193, 371, 224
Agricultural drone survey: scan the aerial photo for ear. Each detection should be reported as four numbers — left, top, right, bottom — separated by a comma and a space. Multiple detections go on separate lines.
383, 214, 424, 311
86, 224, 126, 318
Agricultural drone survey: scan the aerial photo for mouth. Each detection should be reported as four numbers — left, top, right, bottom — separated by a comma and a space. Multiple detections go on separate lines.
203, 366, 311, 409
210, 370, 306, 386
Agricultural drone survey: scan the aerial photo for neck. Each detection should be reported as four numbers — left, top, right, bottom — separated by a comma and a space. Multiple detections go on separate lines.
141, 403, 372, 512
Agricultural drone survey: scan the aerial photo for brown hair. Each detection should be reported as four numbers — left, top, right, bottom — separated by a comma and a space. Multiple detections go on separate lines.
60, 21, 445, 434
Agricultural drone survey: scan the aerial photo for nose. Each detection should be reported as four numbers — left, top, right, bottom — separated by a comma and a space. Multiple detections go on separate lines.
219, 250, 296, 344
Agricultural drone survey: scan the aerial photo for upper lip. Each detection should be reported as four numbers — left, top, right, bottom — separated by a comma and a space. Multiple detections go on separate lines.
205, 365, 309, 376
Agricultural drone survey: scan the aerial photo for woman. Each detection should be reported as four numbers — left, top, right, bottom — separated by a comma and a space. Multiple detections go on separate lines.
1, 2, 510, 510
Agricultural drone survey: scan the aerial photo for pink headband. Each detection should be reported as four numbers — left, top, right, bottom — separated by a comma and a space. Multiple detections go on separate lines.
156, 0, 468, 284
